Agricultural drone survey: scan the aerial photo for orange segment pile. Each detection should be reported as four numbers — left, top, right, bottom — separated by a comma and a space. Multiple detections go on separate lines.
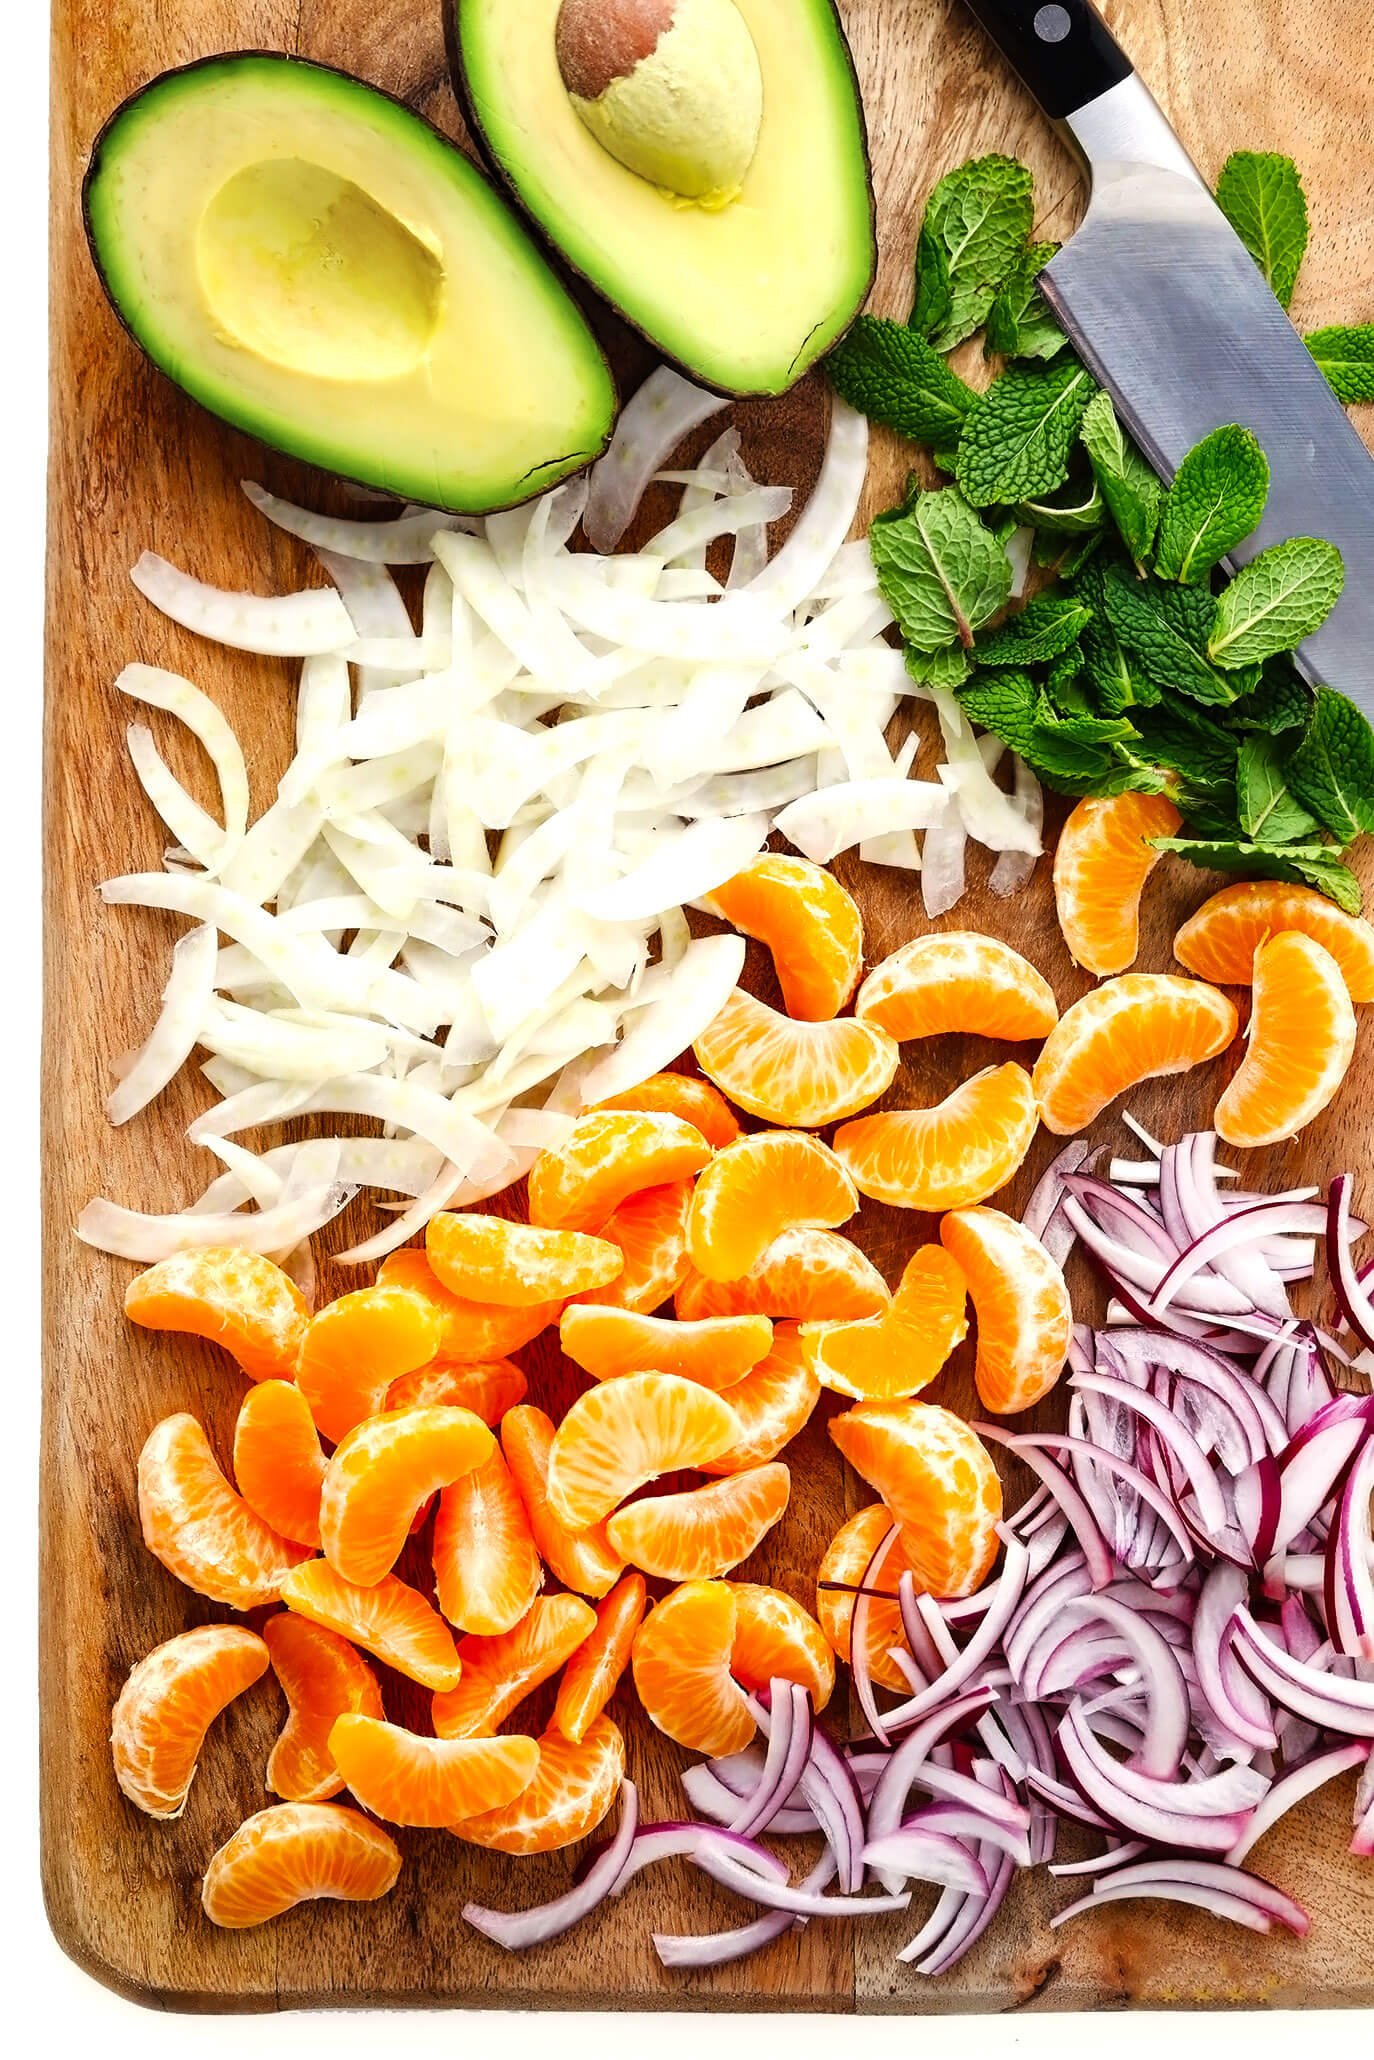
319, 1406, 493, 1586
830, 1399, 1003, 1599
501, 1405, 625, 1598
262, 1613, 384, 1805
378, 1248, 561, 1361
687, 1129, 857, 1280
801, 1245, 968, 1401
817, 1504, 918, 1692
1033, 973, 1238, 1134
433, 1443, 542, 1635
699, 1325, 823, 1473
1052, 790, 1183, 975
559, 1304, 773, 1388
553, 1573, 647, 1742
605, 1461, 791, 1579
1214, 931, 1358, 1148
855, 932, 1058, 1041
940, 1206, 1072, 1414
139, 1413, 310, 1608
233, 1380, 326, 1548
433, 1594, 596, 1739
835, 1062, 1038, 1211
450, 1715, 625, 1853
677, 1226, 889, 1322
124, 1247, 308, 1381
111, 1624, 269, 1818
1173, 879, 1374, 998
296, 1283, 442, 1442
280, 1559, 461, 1691
694, 987, 899, 1126
528, 1110, 711, 1230
201, 1803, 401, 1928
426, 1210, 623, 1306
329, 1716, 539, 1828
707, 853, 864, 1020
546, 1372, 741, 1527
593, 1070, 741, 1147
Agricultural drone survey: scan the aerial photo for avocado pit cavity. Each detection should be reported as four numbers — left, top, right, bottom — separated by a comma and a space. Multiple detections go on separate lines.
197, 159, 443, 382
555, 0, 763, 206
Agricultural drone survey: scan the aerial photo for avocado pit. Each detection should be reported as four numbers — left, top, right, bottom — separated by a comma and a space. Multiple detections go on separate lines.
555, 0, 763, 206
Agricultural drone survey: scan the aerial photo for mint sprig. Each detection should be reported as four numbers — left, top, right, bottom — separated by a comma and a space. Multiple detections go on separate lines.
915, 155, 1034, 351
1207, 537, 1345, 668
1153, 424, 1269, 584
1079, 391, 1159, 573
824, 319, 974, 445
955, 360, 1095, 507
869, 487, 1012, 652
1286, 686, 1374, 842
1215, 151, 1309, 309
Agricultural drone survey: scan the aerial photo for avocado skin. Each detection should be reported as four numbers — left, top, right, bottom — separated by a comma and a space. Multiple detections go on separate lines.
445, 0, 876, 400
82, 51, 619, 515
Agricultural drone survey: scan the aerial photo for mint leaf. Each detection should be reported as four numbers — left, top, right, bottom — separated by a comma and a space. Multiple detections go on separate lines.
974, 593, 1091, 666
1079, 391, 1160, 572
1082, 609, 1157, 711
824, 318, 974, 445
904, 642, 972, 691
985, 241, 1066, 362
1305, 325, 1374, 405
1133, 699, 1239, 790
870, 488, 1012, 653
1153, 835, 1362, 915
919, 154, 1034, 351
1153, 425, 1270, 583
958, 672, 1161, 797
956, 360, 1095, 507
1236, 734, 1320, 843
1286, 686, 1374, 841
958, 668, 1038, 752
1046, 642, 1087, 705
1017, 477, 1104, 536
910, 223, 953, 343
1104, 564, 1238, 705
1215, 151, 1309, 309
1208, 537, 1345, 667
1035, 531, 1102, 579
1226, 663, 1311, 735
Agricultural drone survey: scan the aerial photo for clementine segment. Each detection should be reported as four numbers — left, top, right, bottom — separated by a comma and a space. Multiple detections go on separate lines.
1173, 879, 1374, 999
817, 1504, 918, 1692
296, 1284, 442, 1443
1053, 790, 1183, 976
606, 1462, 790, 1580
501, 1405, 624, 1598
801, 1245, 968, 1401
855, 932, 1059, 1042
377, 1248, 561, 1361
707, 853, 863, 1021
450, 1716, 624, 1853
426, 1211, 622, 1307
201, 1802, 401, 1927
728, 1581, 835, 1709
233, 1380, 326, 1548
263, 1613, 384, 1805
1214, 931, 1358, 1148
320, 1406, 494, 1587
280, 1560, 461, 1691
329, 1716, 538, 1828
528, 1110, 711, 1231
631, 1579, 754, 1755
433, 1444, 543, 1635
594, 1071, 741, 1148
571, 1179, 695, 1314
834, 1062, 1038, 1211
111, 1624, 269, 1818
676, 1226, 889, 1322
940, 1206, 1072, 1414
124, 1247, 306, 1381
545, 1373, 741, 1529
138, 1413, 310, 1608
552, 1572, 646, 1743
559, 1305, 772, 1389
687, 1130, 857, 1281
700, 1324, 822, 1473
1032, 973, 1238, 1134
694, 986, 898, 1126
432, 1594, 596, 1738
386, 1356, 527, 1424
829, 1399, 1002, 1599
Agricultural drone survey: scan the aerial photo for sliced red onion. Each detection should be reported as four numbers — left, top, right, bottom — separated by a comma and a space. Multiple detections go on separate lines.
1057, 1707, 1260, 1850
463, 1780, 639, 1949
882, 1798, 1030, 1869
1070, 1370, 1228, 1537
1107, 1327, 1285, 1459
983, 1428, 1196, 1579
1328, 1174, 1374, 1351
1192, 1564, 1279, 1752
798, 1715, 869, 1893
611, 1823, 789, 1897
1271, 1394, 1374, 1557
1231, 1607, 1374, 1736
851, 1522, 902, 1748
704, 1853, 910, 1919
860, 1826, 990, 1894
1023, 1764, 1115, 1832
1022, 1140, 1097, 1261
651, 1852, 835, 1969
680, 1762, 818, 1835
974, 1427, 1114, 1588
890, 1542, 1029, 1724
731, 1681, 813, 1836
1226, 1742, 1367, 1864
1054, 1592, 1191, 1777
1150, 1200, 1332, 1316
1048, 1839, 1148, 1876
1327, 1433, 1374, 1660
865, 1687, 998, 1890
1052, 1858, 1308, 1935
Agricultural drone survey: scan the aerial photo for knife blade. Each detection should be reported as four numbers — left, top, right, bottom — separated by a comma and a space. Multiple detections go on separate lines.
958, 0, 1374, 712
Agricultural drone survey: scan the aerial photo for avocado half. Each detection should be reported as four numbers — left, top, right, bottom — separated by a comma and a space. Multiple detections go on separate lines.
83, 53, 618, 512
450, 0, 876, 397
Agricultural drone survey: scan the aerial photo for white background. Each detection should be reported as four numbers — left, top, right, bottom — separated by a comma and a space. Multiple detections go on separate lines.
8, 2, 1372, 2048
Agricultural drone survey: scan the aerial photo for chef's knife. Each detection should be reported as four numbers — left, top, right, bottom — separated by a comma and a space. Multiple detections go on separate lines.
958, 0, 1374, 710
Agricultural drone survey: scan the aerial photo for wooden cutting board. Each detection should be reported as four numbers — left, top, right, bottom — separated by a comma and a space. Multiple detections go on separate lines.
42, 0, 1374, 2013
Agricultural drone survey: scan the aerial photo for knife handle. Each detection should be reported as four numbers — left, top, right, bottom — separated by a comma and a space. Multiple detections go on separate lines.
959, 0, 1132, 120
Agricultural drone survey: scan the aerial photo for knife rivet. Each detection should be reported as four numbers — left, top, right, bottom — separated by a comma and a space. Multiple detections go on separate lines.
1033, 4, 1072, 42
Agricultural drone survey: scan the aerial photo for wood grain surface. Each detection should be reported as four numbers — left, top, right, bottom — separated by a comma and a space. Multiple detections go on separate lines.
42, 0, 1374, 2014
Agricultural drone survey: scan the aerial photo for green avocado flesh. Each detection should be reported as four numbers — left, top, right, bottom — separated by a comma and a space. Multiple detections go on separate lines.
453, 0, 875, 396
84, 55, 617, 511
